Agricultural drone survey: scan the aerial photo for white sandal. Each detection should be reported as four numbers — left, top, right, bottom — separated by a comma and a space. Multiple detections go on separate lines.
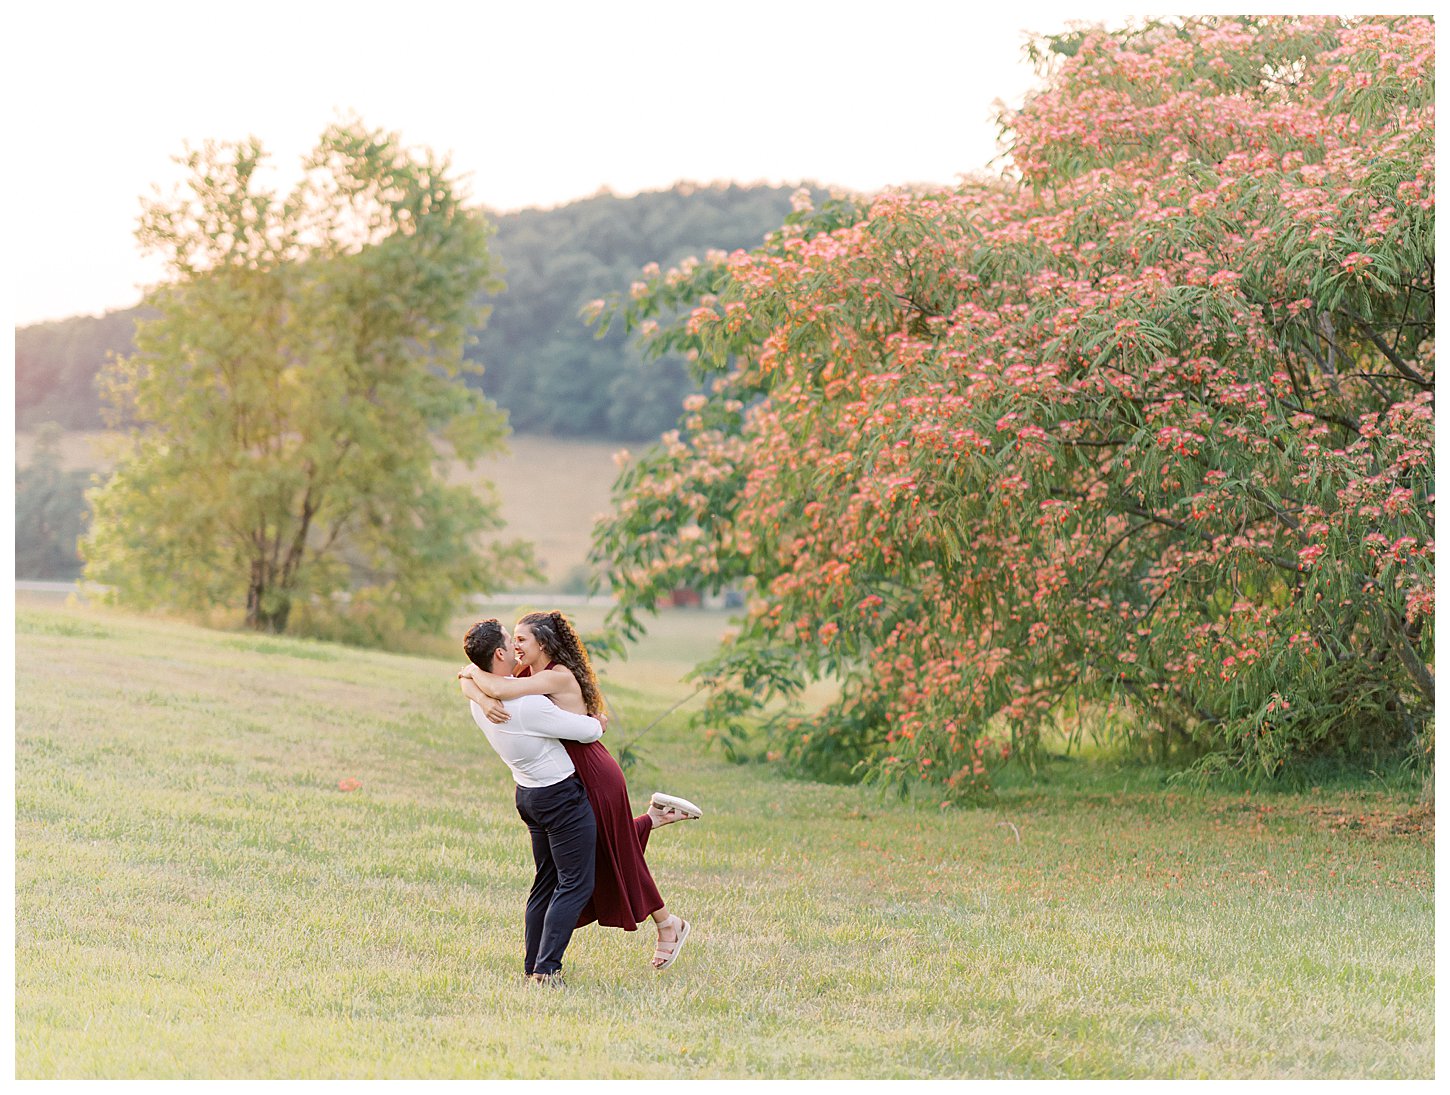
652, 914, 692, 970
650, 792, 703, 818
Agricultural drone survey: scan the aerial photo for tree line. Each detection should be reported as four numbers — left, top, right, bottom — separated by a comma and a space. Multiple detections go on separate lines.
15, 182, 811, 440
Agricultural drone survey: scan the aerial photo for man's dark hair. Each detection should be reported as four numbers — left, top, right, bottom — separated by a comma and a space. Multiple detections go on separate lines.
464, 618, 508, 669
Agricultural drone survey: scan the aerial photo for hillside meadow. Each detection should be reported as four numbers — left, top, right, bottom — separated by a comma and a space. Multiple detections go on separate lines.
13, 592, 1434, 1079
15, 429, 623, 588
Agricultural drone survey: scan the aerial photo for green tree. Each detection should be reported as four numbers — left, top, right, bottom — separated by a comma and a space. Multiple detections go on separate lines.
83, 121, 534, 636
16, 423, 90, 580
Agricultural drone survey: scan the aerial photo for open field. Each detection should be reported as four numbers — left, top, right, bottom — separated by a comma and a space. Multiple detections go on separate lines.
15, 429, 623, 587
14, 595, 1435, 1079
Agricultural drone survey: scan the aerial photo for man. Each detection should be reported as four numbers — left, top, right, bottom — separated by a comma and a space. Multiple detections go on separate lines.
462, 618, 603, 986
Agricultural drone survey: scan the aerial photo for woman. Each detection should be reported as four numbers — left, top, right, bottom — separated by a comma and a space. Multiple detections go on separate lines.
460, 610, 697, 970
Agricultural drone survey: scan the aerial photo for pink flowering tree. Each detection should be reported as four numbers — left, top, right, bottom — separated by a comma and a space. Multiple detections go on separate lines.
591, 16, 1434, 796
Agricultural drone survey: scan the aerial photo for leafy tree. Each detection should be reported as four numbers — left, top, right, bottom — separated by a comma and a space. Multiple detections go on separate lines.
83, 121, 534, 635
16, 423, 90, 580
592, 17, 1435, 795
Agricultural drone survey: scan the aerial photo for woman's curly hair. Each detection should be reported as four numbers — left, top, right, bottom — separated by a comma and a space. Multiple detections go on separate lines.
518, 610, 604, 716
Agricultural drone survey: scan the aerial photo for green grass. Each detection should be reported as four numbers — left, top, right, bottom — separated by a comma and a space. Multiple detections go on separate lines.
14, 597, 1435, 1079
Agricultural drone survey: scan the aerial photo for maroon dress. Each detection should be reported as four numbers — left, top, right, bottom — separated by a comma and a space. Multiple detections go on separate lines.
523, 664, 664, 930
563, 739, 663, 929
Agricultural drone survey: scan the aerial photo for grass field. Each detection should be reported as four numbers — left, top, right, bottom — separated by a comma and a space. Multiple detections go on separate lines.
13, 594, 1436, 1079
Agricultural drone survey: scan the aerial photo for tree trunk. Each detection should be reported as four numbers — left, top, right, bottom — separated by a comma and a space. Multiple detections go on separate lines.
245, 561, 291, 632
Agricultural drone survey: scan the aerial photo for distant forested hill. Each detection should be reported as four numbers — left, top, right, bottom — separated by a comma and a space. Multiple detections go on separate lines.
15, 309, 149, 431
473, 182, 813, 438
15, 182, 812, 441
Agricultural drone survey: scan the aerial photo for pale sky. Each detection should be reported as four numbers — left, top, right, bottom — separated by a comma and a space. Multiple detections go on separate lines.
6, 0, 1167, 328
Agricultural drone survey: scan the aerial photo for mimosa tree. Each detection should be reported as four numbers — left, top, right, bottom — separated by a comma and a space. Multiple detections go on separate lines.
591, 16, 1434, 795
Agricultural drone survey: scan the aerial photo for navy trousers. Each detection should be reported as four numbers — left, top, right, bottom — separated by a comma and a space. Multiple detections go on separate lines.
514, 774, 597, 976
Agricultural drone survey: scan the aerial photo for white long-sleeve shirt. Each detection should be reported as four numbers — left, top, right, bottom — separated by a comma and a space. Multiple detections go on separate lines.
470, 693, 603, 788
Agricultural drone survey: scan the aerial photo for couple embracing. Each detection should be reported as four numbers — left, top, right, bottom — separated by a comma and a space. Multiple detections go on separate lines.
458, 610, 700, 986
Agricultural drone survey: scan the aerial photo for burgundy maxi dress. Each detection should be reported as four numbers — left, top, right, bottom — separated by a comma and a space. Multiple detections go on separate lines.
524, 664, 664, 930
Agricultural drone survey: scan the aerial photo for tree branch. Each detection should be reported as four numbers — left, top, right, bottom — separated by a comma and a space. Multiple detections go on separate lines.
1349, 314, 1432, 389
1376, 603, 1436, 707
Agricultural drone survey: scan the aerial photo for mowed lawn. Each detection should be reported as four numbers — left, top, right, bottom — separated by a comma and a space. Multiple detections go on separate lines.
14, 596, 1435, 1079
